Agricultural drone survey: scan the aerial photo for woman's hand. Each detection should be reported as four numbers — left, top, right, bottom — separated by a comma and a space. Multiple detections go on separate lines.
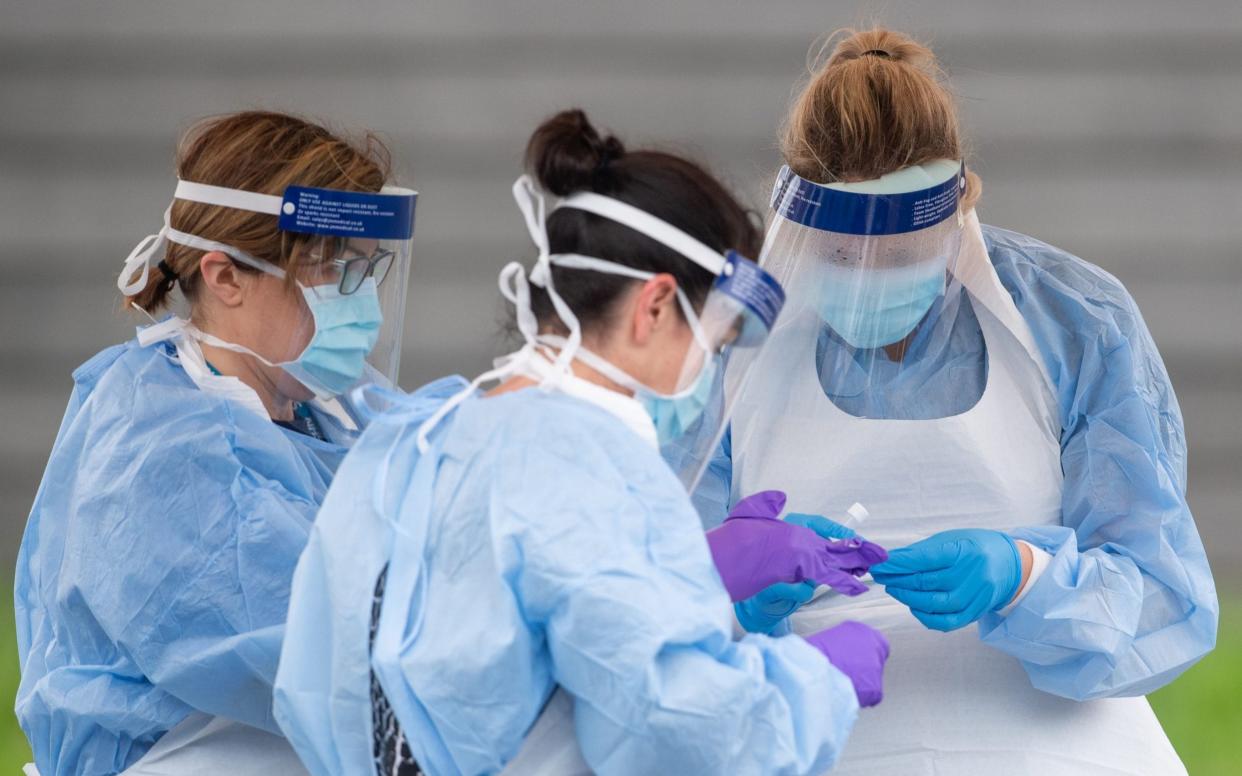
872, 529, 1031, 631
707, 490, 887, 603
805, 621, 891, 707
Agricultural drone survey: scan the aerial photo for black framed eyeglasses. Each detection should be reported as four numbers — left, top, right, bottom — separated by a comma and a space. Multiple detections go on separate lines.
332, 248, 395, 295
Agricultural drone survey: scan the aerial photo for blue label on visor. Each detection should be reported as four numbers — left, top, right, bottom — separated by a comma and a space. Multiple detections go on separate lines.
716, 251, 785, 333
771, 164, 963, 235
278, 186, 416, 239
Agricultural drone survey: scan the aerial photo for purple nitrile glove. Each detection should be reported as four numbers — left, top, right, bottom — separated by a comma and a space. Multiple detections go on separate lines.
805, 621, 891, 708
705, 490, 888, 603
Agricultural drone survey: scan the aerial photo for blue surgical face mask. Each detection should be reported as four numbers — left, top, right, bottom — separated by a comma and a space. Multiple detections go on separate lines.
282, 277, 384, 397
816, 258, 948, 349
639, 354, 719, 446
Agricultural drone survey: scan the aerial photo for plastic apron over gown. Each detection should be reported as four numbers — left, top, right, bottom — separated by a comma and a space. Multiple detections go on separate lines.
730, 214, 1185, 775
121, 714, 309, 776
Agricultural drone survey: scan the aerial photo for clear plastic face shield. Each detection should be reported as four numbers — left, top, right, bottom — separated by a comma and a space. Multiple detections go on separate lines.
655, 252, 786, 490
416, 175, 786, 493
119, 180, 416, 400
729, 159, 967, 418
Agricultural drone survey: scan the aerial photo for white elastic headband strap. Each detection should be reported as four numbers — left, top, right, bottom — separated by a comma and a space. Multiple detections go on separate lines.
535, 253, 711, 351
117, 213, 169, 297
512, 174, 720, 349
173, 180, 284, 215
511, 176, 582, 375
554, 191, 727, 277
118, 181, 289, 298
165, 220, 283, 277
513, 175, 551, 258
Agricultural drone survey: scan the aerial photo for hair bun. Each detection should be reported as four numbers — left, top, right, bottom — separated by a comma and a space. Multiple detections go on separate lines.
525, 109, 627, 196
783, 26, 968, 189
826, 27, 935, 71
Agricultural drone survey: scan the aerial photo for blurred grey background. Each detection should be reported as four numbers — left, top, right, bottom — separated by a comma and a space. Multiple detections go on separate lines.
1, 0, 1239, 586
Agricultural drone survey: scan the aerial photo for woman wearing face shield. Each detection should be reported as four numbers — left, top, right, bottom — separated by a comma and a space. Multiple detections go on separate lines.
14, 111, 422, 776
699, 27, 1217, 774
274, 109, 889, 776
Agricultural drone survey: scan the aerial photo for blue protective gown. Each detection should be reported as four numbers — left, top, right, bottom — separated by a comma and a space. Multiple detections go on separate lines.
272, 377, 468, 776
364, 386, 859, 776
15, 338, 348, 776
695, 224, 1217, 701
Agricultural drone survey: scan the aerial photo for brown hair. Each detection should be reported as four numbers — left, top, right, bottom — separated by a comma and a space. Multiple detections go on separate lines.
124, 110, 392, 313
782, 28, 981, 207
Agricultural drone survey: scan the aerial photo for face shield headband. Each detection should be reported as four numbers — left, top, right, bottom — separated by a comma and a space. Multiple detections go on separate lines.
118, 180, 416, 297
769, 159, 966, 237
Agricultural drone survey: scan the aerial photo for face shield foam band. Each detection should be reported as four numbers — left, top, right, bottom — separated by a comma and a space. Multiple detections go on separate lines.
771, 159, 965, 236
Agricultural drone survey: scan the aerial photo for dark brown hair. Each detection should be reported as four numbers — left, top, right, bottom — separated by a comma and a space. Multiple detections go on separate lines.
123, 110, 391, 312
523, 109, 761, 334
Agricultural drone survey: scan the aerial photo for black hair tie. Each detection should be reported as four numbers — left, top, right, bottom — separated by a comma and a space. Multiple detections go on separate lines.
862, 49, 892, 59
158, 259, 179, 283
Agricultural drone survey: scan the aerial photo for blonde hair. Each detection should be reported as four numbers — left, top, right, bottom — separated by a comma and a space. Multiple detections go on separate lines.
782, 27, 981, 208
124, 110, 391, 313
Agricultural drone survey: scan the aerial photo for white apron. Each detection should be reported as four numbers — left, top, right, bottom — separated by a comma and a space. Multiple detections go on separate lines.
121, 714, 308, 775
731, 212, 1184, 775
500, 689, 591, 776
99, 684, 585, 776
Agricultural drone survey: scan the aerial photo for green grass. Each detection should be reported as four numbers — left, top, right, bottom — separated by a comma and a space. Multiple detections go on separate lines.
0, 594, 1236, 773
1, 591, 31, 772
1148, 599, 1242, 775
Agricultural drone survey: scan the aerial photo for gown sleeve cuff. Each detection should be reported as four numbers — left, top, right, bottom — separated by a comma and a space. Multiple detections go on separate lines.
997, 541, 1053, 616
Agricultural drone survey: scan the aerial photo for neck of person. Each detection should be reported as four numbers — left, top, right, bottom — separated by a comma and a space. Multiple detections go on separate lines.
880, 316, 933, 362
882, 336, 912, 362
197, 342, 300, 421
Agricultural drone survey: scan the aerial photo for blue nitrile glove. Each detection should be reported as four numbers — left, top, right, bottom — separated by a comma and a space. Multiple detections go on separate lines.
871, 528, 1023, 632
734, 513, 859, 634
785, 512, 857, 541
735, 581, 819, 634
